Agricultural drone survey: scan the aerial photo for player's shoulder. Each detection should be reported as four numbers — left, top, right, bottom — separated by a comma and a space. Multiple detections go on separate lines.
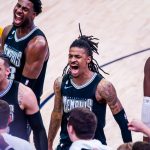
54, 76, 63, 87
144, 57, 150, 72
18, 82, 35, 97
97, 78, 113, 90
27, 34, 47, 55
30, 33, 47, 46
3, 25, 13, 34
1, 25, 13, 41
145, 57, 150, 65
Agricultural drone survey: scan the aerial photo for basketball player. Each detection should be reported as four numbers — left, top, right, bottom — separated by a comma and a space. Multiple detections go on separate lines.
1, 0, 49, 104
0, 100, 32, 150
0, 53, 47, 150
48, 27, 132, 150
141, 57, 150, 142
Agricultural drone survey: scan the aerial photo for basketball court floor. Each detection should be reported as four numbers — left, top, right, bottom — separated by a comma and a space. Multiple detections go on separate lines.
0, 0, 150, 149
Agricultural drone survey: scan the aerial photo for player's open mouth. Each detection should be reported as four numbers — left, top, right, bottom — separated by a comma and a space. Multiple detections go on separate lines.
70, 65, 79, 76
14, 13, 23, 25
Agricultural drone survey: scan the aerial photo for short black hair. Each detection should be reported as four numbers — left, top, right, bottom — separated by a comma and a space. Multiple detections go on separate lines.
29, 0, 42, 15
68, 107, 97, 139
0, 52, 10, 68
0, 100, 10, 129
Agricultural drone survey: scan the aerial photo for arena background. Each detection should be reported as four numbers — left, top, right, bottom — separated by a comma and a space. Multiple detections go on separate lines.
0, 0, 150, 149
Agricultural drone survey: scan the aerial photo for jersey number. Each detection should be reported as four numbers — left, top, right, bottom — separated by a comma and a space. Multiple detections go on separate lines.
9, 66, 16, 80
9, 105, 14, 122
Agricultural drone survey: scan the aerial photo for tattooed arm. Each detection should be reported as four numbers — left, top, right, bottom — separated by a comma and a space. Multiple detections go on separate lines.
96, 78, 132, 142
48, 77, 63, 150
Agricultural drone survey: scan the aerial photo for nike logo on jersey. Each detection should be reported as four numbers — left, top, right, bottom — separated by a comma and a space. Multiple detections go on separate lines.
64, 86, 73, 89
8, 36, 13, 40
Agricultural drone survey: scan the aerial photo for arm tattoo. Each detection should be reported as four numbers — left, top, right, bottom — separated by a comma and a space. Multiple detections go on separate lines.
100, 80, 123, 114
48, 77, 63, 147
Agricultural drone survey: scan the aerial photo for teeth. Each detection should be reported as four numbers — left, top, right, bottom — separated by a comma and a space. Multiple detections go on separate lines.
15, 14, 22, 19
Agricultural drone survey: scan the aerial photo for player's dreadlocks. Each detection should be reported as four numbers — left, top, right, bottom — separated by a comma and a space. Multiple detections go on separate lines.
63, 24, 108, 76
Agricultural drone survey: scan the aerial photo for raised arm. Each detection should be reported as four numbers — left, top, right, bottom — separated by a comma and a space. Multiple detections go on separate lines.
18, 83, 48, 150
96, 79, 132, 143
48, 77, 63, 150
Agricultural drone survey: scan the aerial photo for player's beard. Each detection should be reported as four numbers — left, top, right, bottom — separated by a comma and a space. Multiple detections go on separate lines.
12, 18, 29, 29
12, 21, 27, 28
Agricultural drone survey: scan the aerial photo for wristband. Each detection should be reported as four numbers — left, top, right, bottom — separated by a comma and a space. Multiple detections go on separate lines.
20, 75, 36, 89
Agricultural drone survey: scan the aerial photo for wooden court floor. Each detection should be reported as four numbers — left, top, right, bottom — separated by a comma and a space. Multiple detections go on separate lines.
0, 0, 150, 149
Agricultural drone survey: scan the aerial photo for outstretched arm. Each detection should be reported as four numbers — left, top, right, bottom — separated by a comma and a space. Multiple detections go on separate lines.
18, 83, 47, 150
48, 77, 63, 150
97, 79, 132, 143
128, 119, 150, 137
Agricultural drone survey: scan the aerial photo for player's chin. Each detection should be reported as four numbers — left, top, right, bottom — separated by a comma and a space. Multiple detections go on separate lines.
70, 72, 79, 78
13, 20, 23, 28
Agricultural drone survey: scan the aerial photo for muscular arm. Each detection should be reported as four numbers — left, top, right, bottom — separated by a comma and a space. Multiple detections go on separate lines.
96, 79, 122, 114
144, 57, 150, 96
18, 83, 48, 150
96, 79, 132, 142
48, 77, 63, 150
23, 36, 48, 79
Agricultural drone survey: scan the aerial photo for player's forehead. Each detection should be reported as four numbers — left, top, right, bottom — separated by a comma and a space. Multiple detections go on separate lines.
69, 47, 87, 55
17, 0, 34, 9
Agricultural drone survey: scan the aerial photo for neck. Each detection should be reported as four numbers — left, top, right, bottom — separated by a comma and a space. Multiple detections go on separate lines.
16, 23, 35, 38
72, 70, 94, 86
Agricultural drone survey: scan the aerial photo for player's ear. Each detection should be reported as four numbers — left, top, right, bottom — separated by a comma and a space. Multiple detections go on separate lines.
8, 115, 12, 125
87, 56, 92, 64
32, 12, 36, 19
6, 67, 10, 77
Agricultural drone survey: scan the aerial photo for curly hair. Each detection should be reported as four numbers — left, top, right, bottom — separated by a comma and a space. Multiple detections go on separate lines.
63, 24, 108, 76
29, 0, 42, 16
